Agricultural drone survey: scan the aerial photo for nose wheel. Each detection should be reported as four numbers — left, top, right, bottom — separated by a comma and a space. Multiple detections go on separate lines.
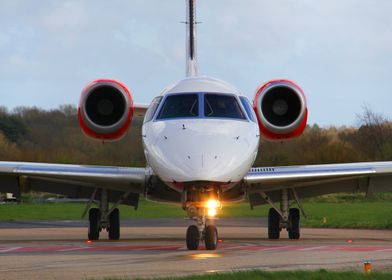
186, 225, 200, 250
186, 224, 218, 250
204, 225, 218, 250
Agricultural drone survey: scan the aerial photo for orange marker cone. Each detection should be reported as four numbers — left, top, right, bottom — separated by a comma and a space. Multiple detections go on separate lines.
364, 260, 372, 273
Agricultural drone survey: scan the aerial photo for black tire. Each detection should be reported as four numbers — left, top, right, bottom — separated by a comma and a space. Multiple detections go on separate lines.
205, 225, 218, 250
268, 208, 280, 239
109, 208, 120, 240
186, 225, 200, 250
88, 208, 100, 240
288, 208, 300, 239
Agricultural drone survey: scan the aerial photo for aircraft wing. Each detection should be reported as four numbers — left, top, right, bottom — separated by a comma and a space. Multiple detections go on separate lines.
134, 103, 149, 118
0, 161, 147, 207
0, 104, 150, 207
244, 161, 392, 206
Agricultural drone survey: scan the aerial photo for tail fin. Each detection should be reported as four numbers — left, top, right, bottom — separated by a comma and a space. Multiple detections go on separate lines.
185, 0, 198, 77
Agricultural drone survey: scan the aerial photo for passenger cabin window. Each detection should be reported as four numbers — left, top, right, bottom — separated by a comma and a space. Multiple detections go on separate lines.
144, 96, 162, 123
156, 94, 199, 119
240, 96, 257, 122
204, 94, 246, 120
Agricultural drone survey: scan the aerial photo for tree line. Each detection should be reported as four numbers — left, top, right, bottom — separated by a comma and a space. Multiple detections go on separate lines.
0, 105, 391, 167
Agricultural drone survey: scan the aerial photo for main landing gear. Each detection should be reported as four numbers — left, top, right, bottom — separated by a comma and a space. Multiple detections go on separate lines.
85, 188, 120, 241
262, 189, 303, 240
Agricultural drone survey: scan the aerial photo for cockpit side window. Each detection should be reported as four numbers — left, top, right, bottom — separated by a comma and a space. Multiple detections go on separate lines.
156, 94, 199, 119
144, 96, 162, 123
204, 94, 246, 120
240, 96, 257, 122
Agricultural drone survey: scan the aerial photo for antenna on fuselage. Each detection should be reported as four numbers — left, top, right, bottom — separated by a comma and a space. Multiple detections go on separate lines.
185, 0, 198, 77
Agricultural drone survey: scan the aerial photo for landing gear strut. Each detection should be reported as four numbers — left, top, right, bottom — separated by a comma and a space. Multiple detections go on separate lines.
86, 188, 120, 240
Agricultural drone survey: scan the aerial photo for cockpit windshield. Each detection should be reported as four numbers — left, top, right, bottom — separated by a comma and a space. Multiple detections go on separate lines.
204, 94, 246, 120
156, 94, 199, 119
154, 93, 248, 121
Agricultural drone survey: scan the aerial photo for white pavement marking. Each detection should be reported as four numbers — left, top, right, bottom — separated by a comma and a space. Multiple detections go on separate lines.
298, 246, 328, 251
0, 247, 21, 253
142, 246, 173, 250
375, 248, 392, 252
258, 245, 294, 251
220, 245, 248, 250
219, 243, 256, 250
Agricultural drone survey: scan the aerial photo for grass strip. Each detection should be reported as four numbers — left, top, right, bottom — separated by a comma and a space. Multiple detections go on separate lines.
99, 270, 392, 280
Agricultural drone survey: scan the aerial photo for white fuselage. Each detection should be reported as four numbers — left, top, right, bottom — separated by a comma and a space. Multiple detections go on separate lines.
142, 76, 260, 192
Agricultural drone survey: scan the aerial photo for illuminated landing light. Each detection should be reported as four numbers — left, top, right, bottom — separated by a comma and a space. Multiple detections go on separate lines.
206, 199, 221, 217
206, 199, 220, 209
208, 208, 217, 217
86, 240, 93, 244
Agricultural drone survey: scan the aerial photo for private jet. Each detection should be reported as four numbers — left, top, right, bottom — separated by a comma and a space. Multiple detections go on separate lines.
1, 0, 392, 250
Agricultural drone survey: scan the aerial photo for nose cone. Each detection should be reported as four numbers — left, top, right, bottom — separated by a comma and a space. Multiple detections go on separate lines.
143, 119, 259, 184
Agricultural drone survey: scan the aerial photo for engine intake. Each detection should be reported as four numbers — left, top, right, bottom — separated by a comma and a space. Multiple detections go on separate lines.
253, 79, 307, 140
78, 79, 133, 141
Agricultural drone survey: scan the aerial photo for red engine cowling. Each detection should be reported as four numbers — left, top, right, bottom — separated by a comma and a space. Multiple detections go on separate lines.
78, 79, 133, 141
253, 79, 307, 140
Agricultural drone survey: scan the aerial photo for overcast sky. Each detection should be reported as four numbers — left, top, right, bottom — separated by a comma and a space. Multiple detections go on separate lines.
0, 0, 391, 126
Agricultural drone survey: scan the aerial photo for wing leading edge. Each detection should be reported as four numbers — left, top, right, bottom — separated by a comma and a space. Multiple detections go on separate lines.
245, 161, 392, 206
0, 161, 147, 206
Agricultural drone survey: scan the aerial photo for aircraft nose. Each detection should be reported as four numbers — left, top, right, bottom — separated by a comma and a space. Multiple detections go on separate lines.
183, 153, 222, 174
145, 119, 259, 183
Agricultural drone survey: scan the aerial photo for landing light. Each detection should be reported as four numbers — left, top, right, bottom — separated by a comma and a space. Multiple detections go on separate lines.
206, 199, 220, 217
206, 199, 220, 209
207, 208, 217, 217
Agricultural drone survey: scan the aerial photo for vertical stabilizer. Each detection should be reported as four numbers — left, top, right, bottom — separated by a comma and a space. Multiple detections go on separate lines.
186, 0, 198, 77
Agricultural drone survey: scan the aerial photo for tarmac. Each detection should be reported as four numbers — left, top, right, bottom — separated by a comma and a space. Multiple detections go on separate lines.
0, 218, 391, 280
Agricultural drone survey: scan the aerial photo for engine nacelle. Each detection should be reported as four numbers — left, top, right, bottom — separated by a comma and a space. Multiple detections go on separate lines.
78, 79, 133, 141
253, 79, 307, 140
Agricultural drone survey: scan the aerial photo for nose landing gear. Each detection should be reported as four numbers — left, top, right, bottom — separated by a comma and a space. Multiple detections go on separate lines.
182, 186, 221, 250
185, 214, 218, 250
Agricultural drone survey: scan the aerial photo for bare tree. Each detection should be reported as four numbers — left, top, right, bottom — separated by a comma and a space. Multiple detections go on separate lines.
354, 105, 392, 161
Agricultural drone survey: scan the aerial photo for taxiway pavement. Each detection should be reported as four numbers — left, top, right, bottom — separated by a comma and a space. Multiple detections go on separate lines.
0, 219, 391, 280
